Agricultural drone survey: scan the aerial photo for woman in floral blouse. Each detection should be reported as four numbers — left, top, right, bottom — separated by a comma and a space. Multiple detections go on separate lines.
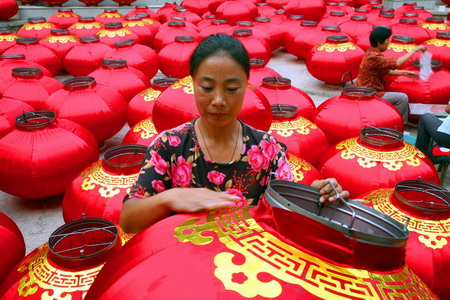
120, 34, 349, 233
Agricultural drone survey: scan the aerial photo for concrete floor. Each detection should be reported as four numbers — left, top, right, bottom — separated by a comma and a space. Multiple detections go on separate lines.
1, 48, 449, 254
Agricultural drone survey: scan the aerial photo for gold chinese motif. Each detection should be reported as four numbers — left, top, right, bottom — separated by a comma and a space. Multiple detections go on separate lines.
336, 138, 424, 171
138, 88, 161, 102
0, 34, 19, 42
387, 43, 416, 53
142, 19, 156, 25
99, 13, 122, 18
316, 42, 356, 52
420, 23, 449, 31
70, 23, 103, 30
133, 119, 158, 140
364, 189, 450, 250
80, 161, 138, 198
41, 36, 78, 43
55, 12, 79, 18
287, 154, 312, 182
123, 21, 147, 28
269, 118, 318, 137
96, 28, 133, 38
21, 23, 55, 31
171, 76, 194, 94
425, 38, 450, 47
174, 207, 434, 299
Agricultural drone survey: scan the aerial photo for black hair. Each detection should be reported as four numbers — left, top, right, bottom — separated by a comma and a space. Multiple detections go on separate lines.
189, 33, 250, 78
369, 27, 392, 47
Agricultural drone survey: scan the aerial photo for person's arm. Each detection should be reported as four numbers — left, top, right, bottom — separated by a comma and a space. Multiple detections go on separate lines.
387, 69, 419, 79
395, 45, 427, 68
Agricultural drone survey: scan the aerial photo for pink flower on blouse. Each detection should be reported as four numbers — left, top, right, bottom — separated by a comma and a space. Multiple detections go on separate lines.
260, 136, 280, 161
276, 158, 293, 181
168, 135, 181, 146
150, 152, 169, 175
207, 170, 226, 185
226, 188, 246, 207
151, 180, 166, 193
247, 145, 270, 173
171, 156, 192, 186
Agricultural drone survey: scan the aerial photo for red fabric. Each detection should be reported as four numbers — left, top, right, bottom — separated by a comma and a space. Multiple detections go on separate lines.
0, 55, 52, 78
419, 19, 450, 39
339, 16, 374, 41
382, 38, 420, 70
95, 10, 125, 24
181, 0, 210, 17
232, 30, 271, 66
0, 98, 34, 135
156, 2, 178, 23
324, 3, 354, 16
40, 0, 69, 6
68, 19, 104, 38
284, 20, 316, 58
248, 64, 281, 87
17, 20, 57, 40
423, 35, 450, 71
121, 117, 159, 147
0, 30, 19, 53
0, 212, 25, 284
169, 8, 202, 25
153, 22, 199, 52
78, 0, 104, 6
123, 19, 154, 47
95, 24, 141, 47
40, 31, 79, 62
198, 21, 232, 42
391, 19, 431, 44
318, 12, 350, 27
256, 3, 276, 18
125, 6, 158, 20
0, 0, 18, 21
229, 22, 271, 50
265, 0, 288, 9
285, 0, 326, 21
158, 37, 198, 78
112, 0, 137, 5
286, 153, 324, 184
215, 1, 258, 26
64, 38, 112, 76
433, 145, 450, 156
48, 10, 80, 29
254, 17, 284, 51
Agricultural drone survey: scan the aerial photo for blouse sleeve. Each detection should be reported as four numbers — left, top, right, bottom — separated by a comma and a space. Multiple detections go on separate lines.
374, 54, 397, 76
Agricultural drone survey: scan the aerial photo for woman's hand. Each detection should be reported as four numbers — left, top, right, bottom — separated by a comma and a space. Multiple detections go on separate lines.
414, 45, 427, 53
311, 178, 350, 203
403, 70, 419, 79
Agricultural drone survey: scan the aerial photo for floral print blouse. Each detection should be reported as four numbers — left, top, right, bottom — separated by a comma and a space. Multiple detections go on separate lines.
127, 119, 293, 205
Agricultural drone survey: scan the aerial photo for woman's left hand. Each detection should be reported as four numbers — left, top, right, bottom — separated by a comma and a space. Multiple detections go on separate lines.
311, 178, 350, 203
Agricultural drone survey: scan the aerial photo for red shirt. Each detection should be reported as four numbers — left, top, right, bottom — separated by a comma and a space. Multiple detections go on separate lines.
354, 47, 397, 97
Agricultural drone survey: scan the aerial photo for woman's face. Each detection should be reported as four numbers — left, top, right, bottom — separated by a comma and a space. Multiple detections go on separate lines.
193, 54, 247, 128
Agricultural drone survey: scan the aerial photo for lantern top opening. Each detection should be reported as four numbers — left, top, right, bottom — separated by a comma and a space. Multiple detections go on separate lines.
115, 39, 136, 48
330, 11, 345, 16
16, 37, 39, 45
27, 17, 47, 24
80, 36, 100, 43
15, 110, 56, 130
271, 104, 297, 119
399, 18, 418, 25
392, 35, 415, 44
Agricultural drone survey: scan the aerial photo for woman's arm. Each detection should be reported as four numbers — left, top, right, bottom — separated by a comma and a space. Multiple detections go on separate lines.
395, 45, 426, 68
387, 69, 419, 79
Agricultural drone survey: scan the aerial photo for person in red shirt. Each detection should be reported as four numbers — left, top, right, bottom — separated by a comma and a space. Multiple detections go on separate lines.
355, 27, 426, 123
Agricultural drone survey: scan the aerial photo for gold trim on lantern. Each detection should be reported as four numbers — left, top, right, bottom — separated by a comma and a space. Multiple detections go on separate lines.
364, 189, 450, 250
174, 208, 434, 299
142, 19, 156, 25
71, 23, 103, 30
316, 42, 356, 52
269, 118, 318, 137
133, 119, 158, 139
56, 12, 79, 18
80, 161, 138, 198
425, 38, 450, 47
336, 138, 424, 171
123, 21, 147, 28
22, 23, 55, 31
420, 23, 449, 31
387, 43, 416, 52
0, 34, 19, 42
288, 155, 312, 182
139, 88, 161, 102
97, 28, 133, 38
100, 13, 122, 18
171, 76, 194, 95
41, 36, 78, 43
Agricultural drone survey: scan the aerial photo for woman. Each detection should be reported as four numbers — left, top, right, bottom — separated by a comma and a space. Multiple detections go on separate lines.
121, 34, 349, 233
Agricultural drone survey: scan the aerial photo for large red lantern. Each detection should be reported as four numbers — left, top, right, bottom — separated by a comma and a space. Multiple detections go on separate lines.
153, 21, 198, 52
170, 6, 202, 25
408, 6, 433, 21
269, 105, 329, 167
127, 77, 178, 127
386, 60, 450, 105
0, 212, 25, 284
181, 0, 209, 17
63, 144, 147, 224
104, 39, 158, 81
159, 16, 198, 31
198, 19, 232, 41
339, 15, 373, 41
78, 0, 104, 6
122, 117, 159, 146
306, 35, 364, 86
0, 111, 99, 198
4, 37, 62, 77
324, 2, 354, 16
0, 67, 62, 110
420, 17, 450, 39
270, 9, 288, 25
96, 22, 141, 47
0, 54, 52, 79
0, 98, 34, 135
85, 181, 436, 300
112, 0, 136, 6
354, 24, 387, 51
152, 76, 272, 132
391, 18, 431, 44
360, 180, 450, 300
231, 21, 271, 48
284, 0, 327, 21
256, 3, 276, 18
123, 16, 154, 47
17, 17, 57, 40
215, 0, 258, 25
383, 35, 419, 70
197, 15, 217, 31
254, 17, 284, 51
287, 153, 323, 184
48, 8, 80, 29
400, 12, 422, 23
89, 59, 150, 103
314, 87, 404, 146
0, 0, 18, 21
40, 29, 79, 62
248, 58, 281, 88
283, 18, 311, 52
135, 13, 161, 38
158, 36, 198, 78
265, 0, 288, 9
258, 77, 316, 120
233, 29, 271, 66
126, 5, 158, 20
64, 36, 112, 76
95, 9, 125, 24
319, 127, 440, 196
45, 76, 127, 143
68, 17, 104, 38
0, 217, 131, 299
394, 2, 417, 17
423, 32, 450, 70
156, 2, 178, 23
318, 11, 350, 27
369, 12, 398, 27
0, 28, 19, 54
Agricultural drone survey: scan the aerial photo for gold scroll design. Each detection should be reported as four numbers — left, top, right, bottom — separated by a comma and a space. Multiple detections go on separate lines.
0, 34, 19, 42
41, 36, 78, 44
365, 189, 450, 250
421, 23, 449, 31
71, 23, 102, 30
16, 244, 102, 299
123, 21, 147, 28
99, 13, 122, 18
21, 23, 55, 31
387, 43, 416, 53
142, 19, 156, 25
336, 138, 424, 171
96, 28, 133, 38
139, 88, 161, 102
80, 161, 138, 198
56, 12, 79, 18
171, 76, 194, 94
288, 154, 311, 182
174, 208, 434, 299
269, 118, 317, 137
133, 119, 158, 140
425, 38, 450, 47
316, 42, 356, 52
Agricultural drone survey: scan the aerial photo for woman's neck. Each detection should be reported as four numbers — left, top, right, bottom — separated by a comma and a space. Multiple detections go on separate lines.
197, 117, 239, 143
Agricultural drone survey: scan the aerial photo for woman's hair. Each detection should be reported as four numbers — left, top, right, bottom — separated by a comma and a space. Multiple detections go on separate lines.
369, 27, 392, 47
189, 33, 250, 77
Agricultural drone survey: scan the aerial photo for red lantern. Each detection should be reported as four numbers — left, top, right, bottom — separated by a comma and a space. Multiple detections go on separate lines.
197, 14, 217, 31
68, 17, 104, 38
0, 54, 52, 79
170, 6, 202, 25
198, 19, 231, 41
0, 28, 19, 54
153, 21, 198, 52
324, 2, 354, 16
126, 5, 158, 20
0, 67, 62, 110
408, 6, 433, 22
386, 60, 450, 105
96, 22, 141, 47
368, 12, 398, 27
181, 0, 210, 17
420, 17, 450, 39
383, 35, 419, 69
158, 36, 198, 78
256, 3, 276, 18
284, 0, 327, 22
258, 77, 316, 120
63, 144, 147, 224
287, 153, 324, 184
266, 0, 288, 9
0, 98, 33, 137
0, 111, 99, 198
4, 37, 62, 77
423, 32, 450, 71
269, 105, 329, 167
215, 0, 259, 26
96, 9, 125, 24
270, 9, 288, 25
17, 17, 57, 40
41, 0, 69, 6
104, 39, 159, 81
112, 0, 136, 6
45, 77, 127, 143
394, 2, 417, 17
123, 16, 154, 47
352, 7, 370, 17
248, 58, 281, 88
0, 212, 25, 284
152, 76, 272, 132
156, 2, 178, 23
160, 16, 198, 31
391, 18, 431, 44
122, 117, 159, 146
281, 15, 305, 47
231, 21, 271, 49
319, 127, 440, 196
339, 15, 373, 41
0, 0, 18, 21
307, 35, 364, 86
78, 0, 104, 6
400, 12, 422, 23
64, 36, 112, 77
284, 20, 318, 59
135, 13, 161, 38
0, 217, 131, 299
314, 87, 404, 146
355, 0, 377, 8
232, 29, 271, 66
360, 180, 450, 300
40, 29, 79, 62
48, 8, 80, 29
254, 17, 284, 51
127, 77, 179, 127
318, 11, 350, 27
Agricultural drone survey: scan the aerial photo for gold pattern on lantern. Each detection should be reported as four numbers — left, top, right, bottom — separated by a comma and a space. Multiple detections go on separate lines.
133, 119, 158, 139
22, 23, 55, 31
97, 28, 133, 38
420, 23, 449, 30
71, 23, 103, 30
41, 36, 78, 43
80, 161, 139, 198
269, 118, 318, 137
336, 138, 424, 170
139, 88, 161, 102
142, 19, 156, 25
365, 189, 450, 250
287, 154, 312, 182
171, 76, 194, 94
425, 39, 450, 47
0, 34, 19, 42
100, 13, 122, 18
16, 244, 102, 298
56, 12, 79, 18
387, 43, 416, 52
123, 21, 147, 27
316, 42, 356, 52
174, 207, 435, 299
